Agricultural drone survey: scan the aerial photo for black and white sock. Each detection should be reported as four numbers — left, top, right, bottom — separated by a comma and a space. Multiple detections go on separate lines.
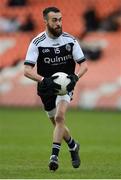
51, 142, 61, 157
65, 137, 76, 150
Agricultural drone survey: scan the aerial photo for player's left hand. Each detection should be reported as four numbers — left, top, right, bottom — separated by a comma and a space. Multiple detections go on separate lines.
67, 74, 79, 92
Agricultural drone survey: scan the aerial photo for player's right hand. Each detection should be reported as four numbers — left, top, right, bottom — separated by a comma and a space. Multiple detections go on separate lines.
38, 76, 61, 96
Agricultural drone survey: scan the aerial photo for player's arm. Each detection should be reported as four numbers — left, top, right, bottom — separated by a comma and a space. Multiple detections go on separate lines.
24, 64, 60, 96
24, 40, 43, 82
24, 39, 60, 95
73, 38, 88, 79
76, 61, 88, 79
24, 65, 43, 82
67, 39, 88, 91
67, 61, 88, 92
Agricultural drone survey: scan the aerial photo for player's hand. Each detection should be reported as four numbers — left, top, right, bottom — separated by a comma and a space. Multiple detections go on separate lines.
38, 76, 61, 95
67, 74, 79, 92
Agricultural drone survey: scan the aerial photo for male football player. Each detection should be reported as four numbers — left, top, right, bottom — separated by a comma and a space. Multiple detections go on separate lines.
24, 6, 88, 171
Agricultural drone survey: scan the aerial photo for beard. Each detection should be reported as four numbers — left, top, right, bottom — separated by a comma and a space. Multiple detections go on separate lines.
47, 24, 62, 37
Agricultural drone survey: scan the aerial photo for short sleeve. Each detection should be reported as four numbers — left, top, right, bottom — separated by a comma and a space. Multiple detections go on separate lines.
24, 41, 39, 67
73, 40, 86, 63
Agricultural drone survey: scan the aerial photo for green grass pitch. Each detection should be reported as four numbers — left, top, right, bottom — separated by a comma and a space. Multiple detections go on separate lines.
0, 107, 121, 179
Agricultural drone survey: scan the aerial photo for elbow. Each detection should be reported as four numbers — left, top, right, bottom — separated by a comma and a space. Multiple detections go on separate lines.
24, 67, 30, 78
24, 69, 28, 77
85, 65, 88, 73
84, 62, 88, 73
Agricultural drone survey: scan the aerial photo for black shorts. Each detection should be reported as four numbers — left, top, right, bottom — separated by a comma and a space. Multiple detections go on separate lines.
38, 91, 73, 111
39, 94, 57, 111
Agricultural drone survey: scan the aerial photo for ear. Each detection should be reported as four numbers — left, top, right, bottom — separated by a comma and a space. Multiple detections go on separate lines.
43, 18, 48, 25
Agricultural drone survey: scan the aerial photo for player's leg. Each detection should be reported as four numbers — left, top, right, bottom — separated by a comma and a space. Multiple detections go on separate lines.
49, 100, 68, 171
49, 116, 80, 169
50, 117, 76, 147
54, 100, 68, 142
55, 94, 80, 169
48, 94, 80, 170
40, 93, 80, 170
50, 117, 71, 141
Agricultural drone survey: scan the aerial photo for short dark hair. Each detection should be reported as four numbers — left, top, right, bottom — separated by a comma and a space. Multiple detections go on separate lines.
43, 7, 60, 19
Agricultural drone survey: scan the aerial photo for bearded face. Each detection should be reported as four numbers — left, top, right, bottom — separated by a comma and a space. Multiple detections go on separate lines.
47, 23, 62, 37
45, 12, 62, 38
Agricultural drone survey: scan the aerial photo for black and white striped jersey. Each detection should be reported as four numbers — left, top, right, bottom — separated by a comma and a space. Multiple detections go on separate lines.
24, 31, 86, 77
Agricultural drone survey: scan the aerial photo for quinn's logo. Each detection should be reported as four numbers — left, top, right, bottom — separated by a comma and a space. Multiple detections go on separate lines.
44, 54, 72, 64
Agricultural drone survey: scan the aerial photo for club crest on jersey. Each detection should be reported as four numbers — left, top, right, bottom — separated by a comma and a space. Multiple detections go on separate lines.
65, 44, 71, 52
42, 48, 50, 53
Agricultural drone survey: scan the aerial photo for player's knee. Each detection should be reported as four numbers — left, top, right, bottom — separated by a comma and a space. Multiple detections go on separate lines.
55, 115, 64, 124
